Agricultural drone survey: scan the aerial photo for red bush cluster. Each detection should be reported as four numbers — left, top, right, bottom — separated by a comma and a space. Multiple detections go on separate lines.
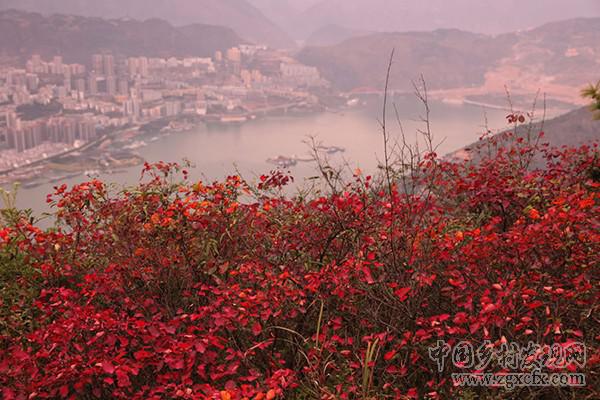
0, 135, 598, 399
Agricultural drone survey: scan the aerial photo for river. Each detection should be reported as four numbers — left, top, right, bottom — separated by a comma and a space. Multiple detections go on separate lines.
10, 96, 528, 216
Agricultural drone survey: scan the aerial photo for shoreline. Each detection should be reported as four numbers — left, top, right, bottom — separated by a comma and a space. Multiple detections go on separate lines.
0, 102, 331, 187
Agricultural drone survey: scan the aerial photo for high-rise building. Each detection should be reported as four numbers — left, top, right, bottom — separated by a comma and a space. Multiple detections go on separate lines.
76, 119, 96, 142
88, 74, 98, 95
70, 64, 86, 76
126, 57, 149, 77
25, 74, 39, 91
6, 71, 26, 87
127, 58, 139, 77
5, 111, 20, 130
6, 121, 42, 152
8, 128, 25, 152
103, 54, 115, 76
106, 76, 117, 96
75, 78, 86, 94
92, 54, 104, 75
63, 119, 76, 144
50, 56, 64, 75
123, 98, 141, 121
6, 112, 23, 151
24, 121, 45, 149
118, 79, 129, 96
63, 77, 72, 92
0, 127, 7, 147
30, 54, 42, 70
26, 55, 42, 74
138, 57, 149, 77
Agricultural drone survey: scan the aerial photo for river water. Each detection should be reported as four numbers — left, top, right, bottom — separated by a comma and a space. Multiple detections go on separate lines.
12, 96, 517, 216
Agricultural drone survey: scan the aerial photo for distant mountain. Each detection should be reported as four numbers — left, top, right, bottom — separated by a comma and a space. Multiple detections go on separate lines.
0, 0, 295, 48
298, 18, 600, 105
305, 24, 371, 47
298, 0, 600, 38
0, 10, 244, 62
298, 29, 513, 91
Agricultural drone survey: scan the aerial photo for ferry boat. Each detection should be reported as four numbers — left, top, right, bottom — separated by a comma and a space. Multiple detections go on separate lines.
266, 155, 298, 168
318, 145, 346, 154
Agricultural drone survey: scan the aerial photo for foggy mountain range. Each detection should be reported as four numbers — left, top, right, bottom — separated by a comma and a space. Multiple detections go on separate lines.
287, 0, 600, 38
298, 17, 600, 103
249, 0, 600, 40
0, 0, 294, 48
0, 9, 244, 62
2, 0, 599, 46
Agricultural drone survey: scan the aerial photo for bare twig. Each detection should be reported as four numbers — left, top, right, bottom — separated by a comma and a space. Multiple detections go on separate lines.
379, 49, 399, 270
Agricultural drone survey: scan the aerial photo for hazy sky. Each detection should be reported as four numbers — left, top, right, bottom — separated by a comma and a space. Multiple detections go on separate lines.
1, 0, 599, 43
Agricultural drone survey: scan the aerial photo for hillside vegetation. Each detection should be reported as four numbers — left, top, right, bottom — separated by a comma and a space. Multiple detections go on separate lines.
450, 106, 600, 163
0, 118, 598, 398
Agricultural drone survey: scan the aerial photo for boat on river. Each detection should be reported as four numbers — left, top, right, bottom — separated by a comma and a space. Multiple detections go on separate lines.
266, 155, 298, 168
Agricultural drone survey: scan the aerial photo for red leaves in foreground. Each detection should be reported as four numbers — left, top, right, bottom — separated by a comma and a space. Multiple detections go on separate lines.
0, 137, 599, 399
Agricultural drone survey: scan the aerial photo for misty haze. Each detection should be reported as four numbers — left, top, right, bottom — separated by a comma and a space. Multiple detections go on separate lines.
0, 1, 598, 399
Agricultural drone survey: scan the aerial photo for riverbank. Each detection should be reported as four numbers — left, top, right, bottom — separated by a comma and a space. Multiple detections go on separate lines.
0, 96, 331, 185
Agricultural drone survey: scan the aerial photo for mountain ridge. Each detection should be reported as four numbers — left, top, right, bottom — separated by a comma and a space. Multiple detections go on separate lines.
298, 17, 600, 105
298, 0, 600, 38
0, 9, 244, 62
0, 0, 295, 48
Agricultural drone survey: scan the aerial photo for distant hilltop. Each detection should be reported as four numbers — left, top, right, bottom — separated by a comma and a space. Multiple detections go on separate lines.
298, 18, 600, 106
295, 0, 600, 39
0, 9, 245, 63
0, 0, 295, 49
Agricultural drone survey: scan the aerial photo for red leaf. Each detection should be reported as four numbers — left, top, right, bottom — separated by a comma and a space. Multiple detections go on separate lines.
363, 266, 375, 284
384, 349, 397, 361
527, 300, 544, 310
116, 369, 130, 388
482, 303, 496, 313
102, 362, 115, 375
448, 278, 463, 287
134, 350, 153, 361
437, 314, 450, 322
251, 322, 262, 336
0, 228, 9, 241
394, 287, 411, 301
59, 385, 69, 398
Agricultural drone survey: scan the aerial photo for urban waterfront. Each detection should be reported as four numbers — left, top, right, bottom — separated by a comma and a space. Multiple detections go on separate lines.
11, 97, 519, 216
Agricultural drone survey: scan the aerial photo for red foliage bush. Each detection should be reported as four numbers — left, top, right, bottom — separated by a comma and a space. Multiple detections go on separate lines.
0, 135, 598, 399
